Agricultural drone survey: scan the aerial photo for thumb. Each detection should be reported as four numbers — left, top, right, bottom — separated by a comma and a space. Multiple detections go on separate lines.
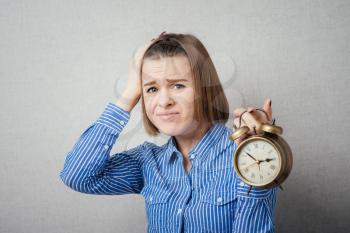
263, 98, 272, 121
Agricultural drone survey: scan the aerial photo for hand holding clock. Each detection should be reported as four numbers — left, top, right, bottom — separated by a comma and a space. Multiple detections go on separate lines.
231, 98, 293, 189
233, 98, 272, 146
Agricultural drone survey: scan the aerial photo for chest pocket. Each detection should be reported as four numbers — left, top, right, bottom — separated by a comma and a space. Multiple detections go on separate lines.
141, 185, 173, 230
201, 190, 236, 206
141, 185, 171, 204
197, 189, 236, 233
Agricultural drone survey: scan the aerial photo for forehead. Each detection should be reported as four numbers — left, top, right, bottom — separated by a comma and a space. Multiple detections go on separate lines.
142, 55, 193, 81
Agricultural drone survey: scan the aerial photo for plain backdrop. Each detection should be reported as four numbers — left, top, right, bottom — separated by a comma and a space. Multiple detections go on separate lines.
0, 0, 349, 232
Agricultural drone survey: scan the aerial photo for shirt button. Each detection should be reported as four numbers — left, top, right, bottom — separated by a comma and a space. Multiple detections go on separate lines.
103, 145, 109, 150
177, 208, 182, 214
120, 120, 125, 125
149, 196, 153, 202
217, 197, 222, 203
189, 154, 195, 159
239, 181, 245, 186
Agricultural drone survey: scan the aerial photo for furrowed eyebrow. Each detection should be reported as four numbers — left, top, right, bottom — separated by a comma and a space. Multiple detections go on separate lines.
143, 78, 189, 87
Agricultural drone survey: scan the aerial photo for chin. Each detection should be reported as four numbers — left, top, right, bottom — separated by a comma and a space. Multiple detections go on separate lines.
157, 121, 197, 137
157, 124, 183, 136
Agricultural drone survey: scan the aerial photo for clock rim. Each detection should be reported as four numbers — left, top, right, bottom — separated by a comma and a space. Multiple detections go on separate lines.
233, 136, 283, 187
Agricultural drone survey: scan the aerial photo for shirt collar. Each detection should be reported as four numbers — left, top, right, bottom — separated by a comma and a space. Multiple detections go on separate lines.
165, 123, 228, 163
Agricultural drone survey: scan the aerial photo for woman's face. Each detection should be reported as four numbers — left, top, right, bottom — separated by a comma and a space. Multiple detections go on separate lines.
141, 55, 201, 136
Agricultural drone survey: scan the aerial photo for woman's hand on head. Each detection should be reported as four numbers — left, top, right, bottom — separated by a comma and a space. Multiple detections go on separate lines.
232, 98, 272, 146
126, 40, 153, 98
115, 40, 153, 113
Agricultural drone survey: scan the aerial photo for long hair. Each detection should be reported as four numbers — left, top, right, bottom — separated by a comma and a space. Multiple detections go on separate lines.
140, 32, 229, 136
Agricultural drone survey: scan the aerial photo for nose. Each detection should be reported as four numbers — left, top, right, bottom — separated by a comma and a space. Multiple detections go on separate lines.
157, 88, 174, 108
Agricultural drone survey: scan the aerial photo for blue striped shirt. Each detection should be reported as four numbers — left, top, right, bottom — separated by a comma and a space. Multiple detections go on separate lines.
59, 102, 278, 233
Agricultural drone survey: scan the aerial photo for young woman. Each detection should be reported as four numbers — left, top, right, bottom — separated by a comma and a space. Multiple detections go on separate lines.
60, 32, 277, 233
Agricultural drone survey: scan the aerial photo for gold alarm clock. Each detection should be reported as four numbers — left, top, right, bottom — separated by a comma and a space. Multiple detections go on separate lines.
230, 109, 293, 190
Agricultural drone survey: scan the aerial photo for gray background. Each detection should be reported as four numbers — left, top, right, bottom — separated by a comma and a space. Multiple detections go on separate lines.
1, 0, 349, 232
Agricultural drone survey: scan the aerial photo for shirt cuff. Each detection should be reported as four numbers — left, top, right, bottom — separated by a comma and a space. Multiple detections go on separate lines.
96, 102, 130, 133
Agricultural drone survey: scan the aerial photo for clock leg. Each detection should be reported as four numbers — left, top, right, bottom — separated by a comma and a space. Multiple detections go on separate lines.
247, 185, 253, 196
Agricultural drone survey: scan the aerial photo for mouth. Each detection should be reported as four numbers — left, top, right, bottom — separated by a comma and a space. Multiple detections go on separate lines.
157, 113, 179, 121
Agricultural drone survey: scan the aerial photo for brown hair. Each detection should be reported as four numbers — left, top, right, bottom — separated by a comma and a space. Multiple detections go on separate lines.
140, 32, 229, 136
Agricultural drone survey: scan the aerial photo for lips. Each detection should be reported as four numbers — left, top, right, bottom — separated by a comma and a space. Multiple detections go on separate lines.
157, 112, 179, 116
157, 112, 179, 121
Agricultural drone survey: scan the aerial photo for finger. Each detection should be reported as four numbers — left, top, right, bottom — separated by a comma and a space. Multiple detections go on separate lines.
247, 107, 255, 113
234, 106, 259, 117
248, 108, 269, 124
241, 105, 269, 121
233, 107, 261, 131
241, 112, 260, 131
233, 118, 256, 137
262, 98, 272, 121
233, 117, 247, 129
232, 117, 257, 146
232, 118, 247, 145
235, 116, 259, 136
233, 107, 246, 117
134, 41, 153, 61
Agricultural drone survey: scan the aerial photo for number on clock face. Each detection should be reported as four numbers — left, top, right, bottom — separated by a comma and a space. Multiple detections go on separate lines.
237, 140, 280, 184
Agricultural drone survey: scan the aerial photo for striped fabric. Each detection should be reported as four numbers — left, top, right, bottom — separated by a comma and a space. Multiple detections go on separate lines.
60, 102, 278, 233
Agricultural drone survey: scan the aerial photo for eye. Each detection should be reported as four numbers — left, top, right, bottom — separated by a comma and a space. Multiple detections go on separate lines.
174, 84, 185, 89
146, 87, 157, 93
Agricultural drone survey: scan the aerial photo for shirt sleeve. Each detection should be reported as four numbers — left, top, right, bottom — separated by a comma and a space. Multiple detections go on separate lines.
233, 175, 279, 233
59, 102, 146, 195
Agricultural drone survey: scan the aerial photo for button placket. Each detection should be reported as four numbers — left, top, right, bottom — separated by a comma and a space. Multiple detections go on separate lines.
177, 208, 182, 215
217, 197, 222, 203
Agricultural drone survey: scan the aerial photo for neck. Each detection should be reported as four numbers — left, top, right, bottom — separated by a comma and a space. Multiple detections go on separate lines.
174, 121, 211, 158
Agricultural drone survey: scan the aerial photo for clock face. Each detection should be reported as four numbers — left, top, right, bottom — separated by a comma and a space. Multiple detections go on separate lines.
236, 138, 281, 185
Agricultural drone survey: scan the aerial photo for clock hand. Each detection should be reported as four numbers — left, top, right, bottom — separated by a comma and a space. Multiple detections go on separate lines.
260, 158, 276, 163
245, 154, 271, 174
242, 162, 257, 170
246, 152, 259, 162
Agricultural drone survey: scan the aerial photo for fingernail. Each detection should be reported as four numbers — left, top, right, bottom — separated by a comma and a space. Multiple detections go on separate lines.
269, 99, 272, 106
